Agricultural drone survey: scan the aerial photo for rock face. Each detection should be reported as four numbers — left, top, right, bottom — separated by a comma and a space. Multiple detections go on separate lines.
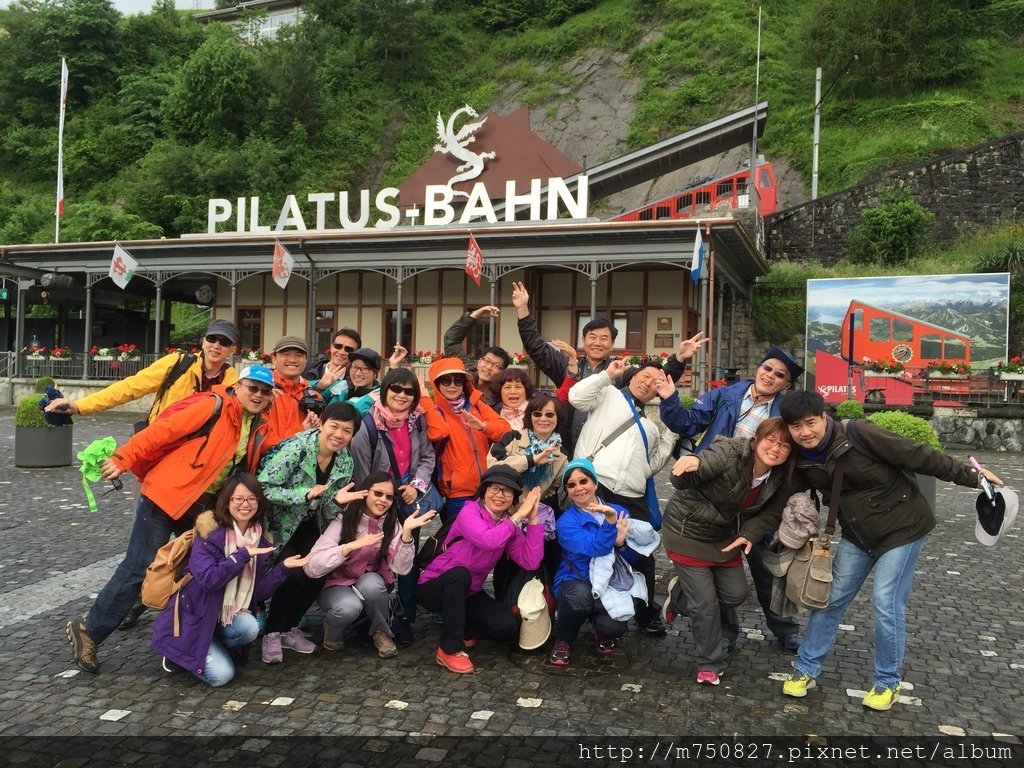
932, 408, 1024, 452
488, 49, 805, 218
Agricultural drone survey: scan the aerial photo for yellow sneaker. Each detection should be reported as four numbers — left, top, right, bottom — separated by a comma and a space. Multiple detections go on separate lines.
782, 672, 816, 697
862, 685, 899, 711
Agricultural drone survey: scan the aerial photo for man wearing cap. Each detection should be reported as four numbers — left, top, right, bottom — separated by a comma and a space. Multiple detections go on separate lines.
658, 341, 806, 653
265, 335, 322, 447
65, 365, 277, 674
45, 319, 240, 423
777, 390, 1002, 711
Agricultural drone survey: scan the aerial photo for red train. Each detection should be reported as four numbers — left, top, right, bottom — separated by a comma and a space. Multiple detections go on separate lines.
612, 161, 778, 222
839, 300, 971, 369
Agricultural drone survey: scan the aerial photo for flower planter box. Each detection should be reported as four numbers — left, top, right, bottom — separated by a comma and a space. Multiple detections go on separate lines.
864, 371, 903, 378
15, 425, 74, 468
927, 372, 968, 378
998, 373, 1024, 381
92, 356, 114, 362
25, 355, 47, 361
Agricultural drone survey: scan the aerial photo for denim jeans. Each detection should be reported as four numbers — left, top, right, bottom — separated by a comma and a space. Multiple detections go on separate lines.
86, 495, 192, 644
793, 535, 926, 689
196, 612, 259, 687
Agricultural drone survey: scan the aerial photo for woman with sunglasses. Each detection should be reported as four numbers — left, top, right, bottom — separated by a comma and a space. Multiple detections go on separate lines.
256, 401, 366, 663
549, 459, 633, 667
660, 417, 796, 686
151, 473, 311, 686
304, 472, 437, 659
350, 366, 441, 644
421, 357, 510, 522
418, 465, 543, 674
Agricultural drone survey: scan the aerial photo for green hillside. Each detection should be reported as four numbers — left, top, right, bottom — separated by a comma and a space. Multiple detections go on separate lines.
0, 0, 1022, 244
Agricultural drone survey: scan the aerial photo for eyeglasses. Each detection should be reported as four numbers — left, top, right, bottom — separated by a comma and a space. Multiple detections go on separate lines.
388, 384, 416, 397
760, 363, 790, 381
487, 485, 514, 497
242, 382, 273, 396
435, 375, 466, 387
761, 435, 792, 452
205, 334, 235, 347
565, 476, 592, 490
349, 364, 373, 374
332, 342, 356, 352
230, 496, 258, 506
370, 489, 395, 501
478, 357, 503, 370
531, 410, 557, 419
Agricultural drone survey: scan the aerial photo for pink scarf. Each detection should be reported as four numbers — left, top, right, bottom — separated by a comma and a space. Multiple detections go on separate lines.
500, 402, 527, 432
373, 400, 422, 431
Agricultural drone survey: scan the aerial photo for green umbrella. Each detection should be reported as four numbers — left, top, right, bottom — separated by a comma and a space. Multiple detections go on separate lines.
77, 437, 118, 513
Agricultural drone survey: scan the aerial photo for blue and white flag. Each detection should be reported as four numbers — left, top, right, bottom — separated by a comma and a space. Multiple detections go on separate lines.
690, 227, 705, 284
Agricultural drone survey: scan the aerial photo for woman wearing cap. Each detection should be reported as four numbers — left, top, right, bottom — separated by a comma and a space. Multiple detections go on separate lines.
417, 466, 544, 674
549, 458, 632, 667
256, 401, 366, 664
304, 471, 437, 659
343, 345, 409, 416
660, 417, 796, 686
421, 357, 511, 522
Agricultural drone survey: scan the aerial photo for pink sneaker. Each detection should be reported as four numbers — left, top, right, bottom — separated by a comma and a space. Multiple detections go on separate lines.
696, 670, 720, 686
261, 632, 283, 664
280, 627, 316, 654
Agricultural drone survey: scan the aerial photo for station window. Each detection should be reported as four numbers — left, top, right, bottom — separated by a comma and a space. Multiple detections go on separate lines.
385, 307, 413, 351
677, 194, 693, 212
238, 308, 262, 351
696, 190, 711, 206
639, 208, 653, 221
656, 205, 671, 219
314, 308, 335, 358
576, 310, 642, 351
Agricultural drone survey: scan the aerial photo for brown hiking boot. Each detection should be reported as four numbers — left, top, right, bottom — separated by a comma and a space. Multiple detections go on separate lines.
66, 618, 99, 673
373, 629, 398, 659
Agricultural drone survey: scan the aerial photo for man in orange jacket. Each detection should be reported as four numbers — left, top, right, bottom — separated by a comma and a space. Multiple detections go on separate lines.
65, 365, 275, 674
264, 335, 323, 448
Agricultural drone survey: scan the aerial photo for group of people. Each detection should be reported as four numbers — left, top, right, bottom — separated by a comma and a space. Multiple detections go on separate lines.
53, 292, 1002, 712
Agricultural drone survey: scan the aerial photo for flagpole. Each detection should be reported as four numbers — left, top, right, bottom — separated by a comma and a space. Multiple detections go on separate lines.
55, 58, 68, 244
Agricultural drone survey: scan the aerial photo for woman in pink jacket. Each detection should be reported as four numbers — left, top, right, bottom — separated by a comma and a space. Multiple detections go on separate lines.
304, 471, 437, 659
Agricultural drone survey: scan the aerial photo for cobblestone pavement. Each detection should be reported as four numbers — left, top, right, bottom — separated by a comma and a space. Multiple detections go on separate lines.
1, 409, 1022, 763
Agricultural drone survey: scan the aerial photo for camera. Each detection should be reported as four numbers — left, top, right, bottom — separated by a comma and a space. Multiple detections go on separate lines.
298, 393, 325, 417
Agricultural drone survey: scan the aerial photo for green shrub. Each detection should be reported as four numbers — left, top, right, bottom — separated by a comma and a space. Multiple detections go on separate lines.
847, 193, 934, 265
867, 410, 942, 451
14, 394, 49, 428
834, 399, 865, 419
34, 376, 55, 393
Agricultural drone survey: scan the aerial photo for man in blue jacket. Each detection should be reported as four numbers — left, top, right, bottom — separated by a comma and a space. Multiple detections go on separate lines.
659, 342, 805, 653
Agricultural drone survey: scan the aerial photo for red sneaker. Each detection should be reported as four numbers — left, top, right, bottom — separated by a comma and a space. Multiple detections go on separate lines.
436, 647, 475, 674
594, 634, 616, 656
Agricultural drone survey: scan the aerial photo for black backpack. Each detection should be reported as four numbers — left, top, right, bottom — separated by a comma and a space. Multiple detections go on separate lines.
414, 516, 460, 570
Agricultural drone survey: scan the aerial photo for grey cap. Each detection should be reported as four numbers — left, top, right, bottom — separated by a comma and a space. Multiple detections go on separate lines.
204, 319, 240, 346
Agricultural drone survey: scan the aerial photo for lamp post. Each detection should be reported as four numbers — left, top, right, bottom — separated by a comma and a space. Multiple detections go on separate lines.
811, 54, 858, 200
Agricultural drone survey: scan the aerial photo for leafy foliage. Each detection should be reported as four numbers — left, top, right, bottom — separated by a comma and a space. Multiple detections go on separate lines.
833, 399, 865, 419
867, 410, 943, 451
847, 193, 934, 265
15, 394, 50, 428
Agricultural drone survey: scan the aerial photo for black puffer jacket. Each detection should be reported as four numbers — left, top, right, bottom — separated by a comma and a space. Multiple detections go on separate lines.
792, 418, 980, 557
662, 437, 790, 563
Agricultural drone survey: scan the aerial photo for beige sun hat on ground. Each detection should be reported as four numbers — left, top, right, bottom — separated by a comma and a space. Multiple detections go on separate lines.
517, 578, 551, 651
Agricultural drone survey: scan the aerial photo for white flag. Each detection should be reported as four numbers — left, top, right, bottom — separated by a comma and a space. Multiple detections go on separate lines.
690, 227, 705, 284
56, 58, 68, 219
109, 243, 138, 290
272, 240, 294, 290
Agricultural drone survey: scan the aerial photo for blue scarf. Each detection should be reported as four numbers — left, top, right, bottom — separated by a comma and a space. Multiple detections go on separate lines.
522, 429, 562, 489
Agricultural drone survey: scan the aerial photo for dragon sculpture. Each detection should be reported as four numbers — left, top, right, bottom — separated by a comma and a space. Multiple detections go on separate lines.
434, 105, 496, 197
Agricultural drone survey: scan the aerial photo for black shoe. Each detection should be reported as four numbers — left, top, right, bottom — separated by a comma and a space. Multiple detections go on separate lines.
392, 616, 414, 649
779, 632, 803, 654
118, 600, 147, 630
66, 618, 100, 674
638, 614, 667, 636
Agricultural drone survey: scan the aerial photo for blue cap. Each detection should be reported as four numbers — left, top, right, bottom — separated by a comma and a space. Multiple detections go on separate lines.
238, 364, 274, 388
562, 457, 597, 485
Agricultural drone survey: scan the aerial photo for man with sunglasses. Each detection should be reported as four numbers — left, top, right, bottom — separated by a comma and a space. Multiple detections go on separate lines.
658, 342, 806, 653
442, 305, 511, 405
45, 319, 240, 424
306, 327, 361, 385
65, 365, 276, 674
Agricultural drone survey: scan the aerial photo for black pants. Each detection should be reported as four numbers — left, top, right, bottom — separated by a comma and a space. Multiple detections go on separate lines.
264, 517, 327, 635
745, 542, 801, 639
554, 579, 628, 643
417, 567, 517, 654
598, 484, 658, 623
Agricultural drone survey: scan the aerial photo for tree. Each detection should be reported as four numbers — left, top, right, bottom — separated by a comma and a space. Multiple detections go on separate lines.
847, 193, 934, 265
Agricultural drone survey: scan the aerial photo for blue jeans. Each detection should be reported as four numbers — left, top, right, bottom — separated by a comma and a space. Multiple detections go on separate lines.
86, 495, 192, 644
793, 535, 926, 689
196, 612, 259, 687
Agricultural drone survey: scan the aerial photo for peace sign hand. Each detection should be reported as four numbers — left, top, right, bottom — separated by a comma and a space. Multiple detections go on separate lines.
676, 332, 711, 362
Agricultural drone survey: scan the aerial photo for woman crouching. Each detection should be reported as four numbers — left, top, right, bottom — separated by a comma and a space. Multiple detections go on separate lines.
304, 471, 436, 658
417, 465, 543, 674
151, 473, 310, 686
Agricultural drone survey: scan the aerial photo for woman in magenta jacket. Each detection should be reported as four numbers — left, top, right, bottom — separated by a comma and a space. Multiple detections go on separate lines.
417, 465, 543, 675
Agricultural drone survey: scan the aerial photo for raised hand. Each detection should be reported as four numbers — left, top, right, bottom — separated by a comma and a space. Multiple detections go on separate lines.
333, 482, 369, 507
672, 455, 701, 476
614, 513, 631, 547
606, 358, 626, 380
463, 410, 486, 431
549, 339, 578, 362
512, 486, 542, 524
511, 281, 531, 317
389, 343, 408, 368
586, 502, 619, 524
349, 531, 385, 551
403, 508, 437, 536
654, 369, 677, 399
676, 331, 711, 362
470, 305, 500, 320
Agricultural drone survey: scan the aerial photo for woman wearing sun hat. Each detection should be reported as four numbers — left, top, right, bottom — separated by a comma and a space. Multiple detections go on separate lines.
417, 465, 543, 674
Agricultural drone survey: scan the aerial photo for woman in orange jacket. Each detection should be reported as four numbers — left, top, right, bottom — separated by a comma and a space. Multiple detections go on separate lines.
421, 357, 510, 522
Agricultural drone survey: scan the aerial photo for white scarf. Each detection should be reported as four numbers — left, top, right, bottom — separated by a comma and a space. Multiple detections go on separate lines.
220, 520, 261, 627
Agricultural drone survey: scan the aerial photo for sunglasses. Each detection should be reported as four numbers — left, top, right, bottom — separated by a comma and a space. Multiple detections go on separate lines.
760, 362, 790, 381
435, 375, 466, 387
565, 476, 592, 490
205, 334, 235, 347
388, 384, 416, 397
242, 382, 273, 396
531, 410, 557, 419
370, 489, 395, 501
332, 342, 356, 352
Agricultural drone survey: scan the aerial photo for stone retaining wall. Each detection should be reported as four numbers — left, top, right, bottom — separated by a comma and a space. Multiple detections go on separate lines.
931, 406, 1024, 452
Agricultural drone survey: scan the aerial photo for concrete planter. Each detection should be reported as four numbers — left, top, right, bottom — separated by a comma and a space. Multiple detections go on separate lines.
14, 425, 74, 468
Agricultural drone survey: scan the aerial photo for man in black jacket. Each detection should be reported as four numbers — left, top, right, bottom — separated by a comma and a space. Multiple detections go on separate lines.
777, 390, 1000, 711
441, 305, 510, 405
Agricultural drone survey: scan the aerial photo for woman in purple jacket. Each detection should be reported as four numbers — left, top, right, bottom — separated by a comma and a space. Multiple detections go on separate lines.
151, 474, 310, 686
418, 465, 544, 674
